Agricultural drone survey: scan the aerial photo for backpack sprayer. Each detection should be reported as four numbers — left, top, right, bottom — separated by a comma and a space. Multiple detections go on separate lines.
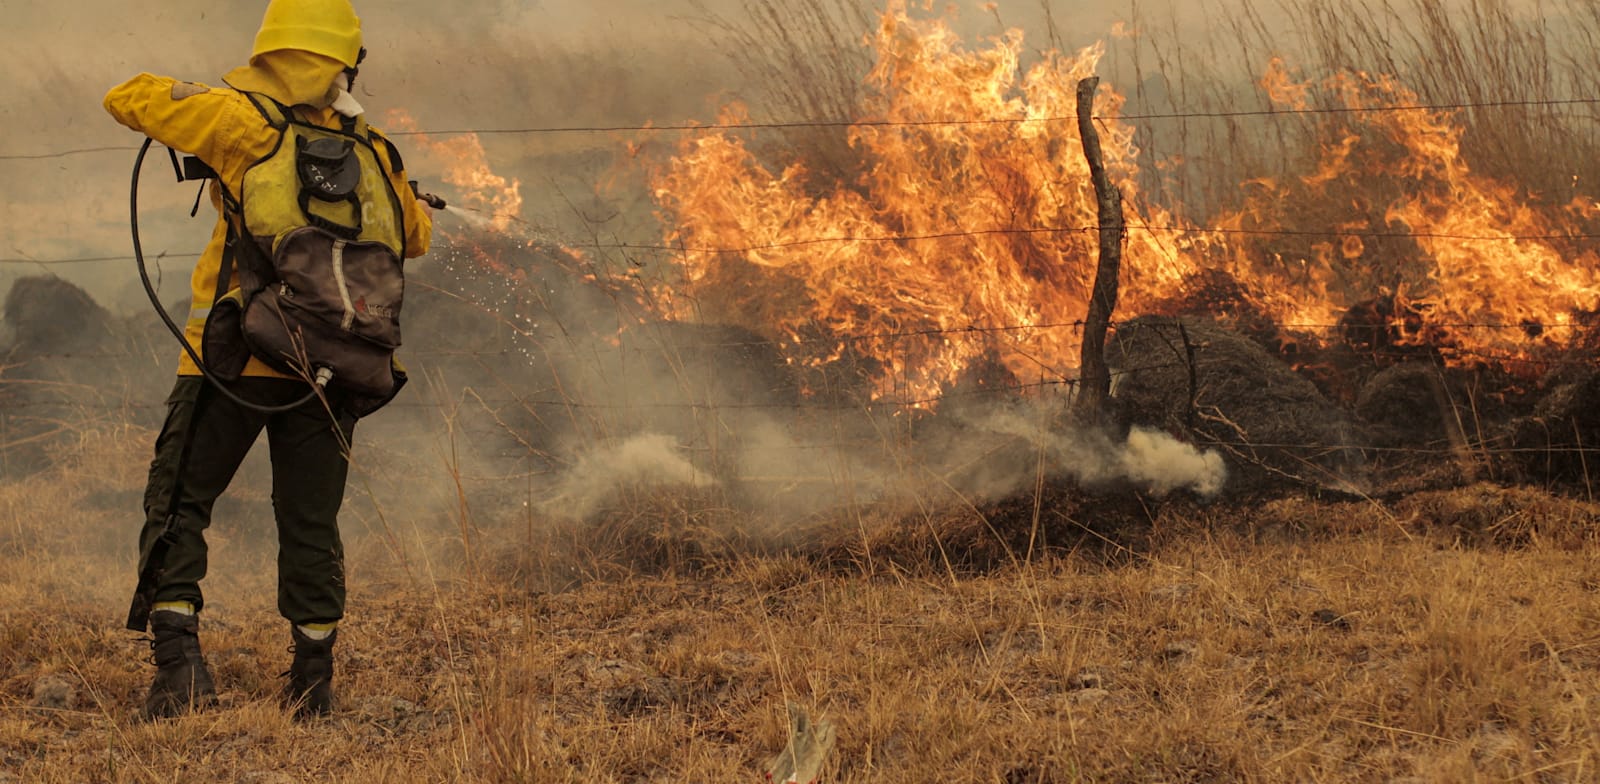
129, 138, 447, 414
129, 138, 315, 413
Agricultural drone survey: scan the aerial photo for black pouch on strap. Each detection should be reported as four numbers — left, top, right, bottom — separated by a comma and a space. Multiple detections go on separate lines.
199, 288, 251, 381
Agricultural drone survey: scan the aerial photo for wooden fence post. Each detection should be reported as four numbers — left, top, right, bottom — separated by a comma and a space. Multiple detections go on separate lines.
1072, 76, 1125, 422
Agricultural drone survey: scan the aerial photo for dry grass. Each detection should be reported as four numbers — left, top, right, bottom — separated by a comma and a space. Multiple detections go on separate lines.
1117, 0, 1600, 221
9, 2, 1600, 781
3, 426, 1600, 782
682, 0, 1600, 221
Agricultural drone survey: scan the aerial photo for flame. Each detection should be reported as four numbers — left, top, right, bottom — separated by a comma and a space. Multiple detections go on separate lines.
650, 3, 1600, 399
1221, 59, 1600, 365
385, 109, 548, 288
382, 111, 657, 351
652, 1, 1207, 400
385, 110, 523, 234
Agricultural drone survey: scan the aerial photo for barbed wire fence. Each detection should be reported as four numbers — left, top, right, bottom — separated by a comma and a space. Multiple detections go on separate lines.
6, 94, 1600, 162
4, 96, 1600, 478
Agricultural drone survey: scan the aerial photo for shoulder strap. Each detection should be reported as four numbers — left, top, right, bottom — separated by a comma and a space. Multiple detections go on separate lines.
245, 90, 367, 140
241, 91, 290, 130
215, 185, 273, 298
215, 211, 242, 306
371, 130, 405, 175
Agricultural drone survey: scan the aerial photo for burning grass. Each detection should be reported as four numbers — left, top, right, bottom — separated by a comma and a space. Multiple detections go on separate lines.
640, 0, 1600, 407
9, 0, 1600, 779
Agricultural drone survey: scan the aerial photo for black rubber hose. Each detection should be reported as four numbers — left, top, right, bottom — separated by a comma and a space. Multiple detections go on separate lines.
132, 137, 320, 413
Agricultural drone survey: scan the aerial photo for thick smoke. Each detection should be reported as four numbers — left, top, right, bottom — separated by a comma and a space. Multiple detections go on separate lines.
400, 220, 1227, 536
1120, 427, 1227, 496
524, 398, 1225, 529
926, 400, 1227, 503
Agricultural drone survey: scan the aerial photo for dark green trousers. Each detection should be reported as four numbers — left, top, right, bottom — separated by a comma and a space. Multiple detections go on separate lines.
138, 376, 356, 625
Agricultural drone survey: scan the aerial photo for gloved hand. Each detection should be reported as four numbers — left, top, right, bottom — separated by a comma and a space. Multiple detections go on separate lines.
408, 180, 446, 210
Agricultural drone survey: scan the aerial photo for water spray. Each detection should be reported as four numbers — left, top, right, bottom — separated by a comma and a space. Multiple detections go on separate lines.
408, 182, 503, 230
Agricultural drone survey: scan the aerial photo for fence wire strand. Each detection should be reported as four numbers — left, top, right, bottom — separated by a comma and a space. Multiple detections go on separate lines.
7, 94, 1600, 160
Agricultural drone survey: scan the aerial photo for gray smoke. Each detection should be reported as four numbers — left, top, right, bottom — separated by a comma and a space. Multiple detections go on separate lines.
500, 315, 1229, 527
542, 432, 715, 520
1120, 427, 1227, 496
927, 400, 1227, 503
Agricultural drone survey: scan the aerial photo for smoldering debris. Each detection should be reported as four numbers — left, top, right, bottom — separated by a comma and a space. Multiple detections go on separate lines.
1102, 311, 1600, 498
1504, 368, 1600, 486
1107, 315, 1370, 495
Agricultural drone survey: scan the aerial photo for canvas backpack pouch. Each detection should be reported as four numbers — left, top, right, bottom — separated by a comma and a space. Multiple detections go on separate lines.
271, 226, 403, 348
240, 287, 398, 400
236, 225, 405, 400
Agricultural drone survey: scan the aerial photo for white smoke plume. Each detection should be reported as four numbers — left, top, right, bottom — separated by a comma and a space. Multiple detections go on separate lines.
1119, 427, 1228, 497
541, 432, 716, 520
524, 397, 1228, 530
937, 401, 1228, 502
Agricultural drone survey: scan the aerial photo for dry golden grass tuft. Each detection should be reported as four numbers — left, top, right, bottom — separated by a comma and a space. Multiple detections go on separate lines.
4, 426, 1600, 782
1396, 484, 1600, 550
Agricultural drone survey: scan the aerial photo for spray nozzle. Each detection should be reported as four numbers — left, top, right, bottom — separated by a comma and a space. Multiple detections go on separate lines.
409, 180, 447, 210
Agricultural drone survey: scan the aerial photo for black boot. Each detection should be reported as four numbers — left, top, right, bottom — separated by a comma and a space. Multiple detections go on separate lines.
283, 625, 337, 719
142, 610, 218, 719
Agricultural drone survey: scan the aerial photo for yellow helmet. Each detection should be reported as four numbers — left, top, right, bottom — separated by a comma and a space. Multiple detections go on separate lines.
252, 0, 364, 68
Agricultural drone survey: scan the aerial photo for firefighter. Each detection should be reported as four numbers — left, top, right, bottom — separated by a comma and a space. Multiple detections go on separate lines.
104, 0, 432, 719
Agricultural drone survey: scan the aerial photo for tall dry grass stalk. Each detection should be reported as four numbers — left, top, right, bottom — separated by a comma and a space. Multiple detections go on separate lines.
695, 0, 1600, 229
686, 0, 876, 183
1121, 0, 1600, 219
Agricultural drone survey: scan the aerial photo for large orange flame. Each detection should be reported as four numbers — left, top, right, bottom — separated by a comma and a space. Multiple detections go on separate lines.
1221, 59, 1600, 366
650, 2, 1600, 399
651, 2, 1214, 400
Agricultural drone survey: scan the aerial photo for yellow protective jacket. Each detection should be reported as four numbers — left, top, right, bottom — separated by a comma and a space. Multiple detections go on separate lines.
104, 72, 432, 378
